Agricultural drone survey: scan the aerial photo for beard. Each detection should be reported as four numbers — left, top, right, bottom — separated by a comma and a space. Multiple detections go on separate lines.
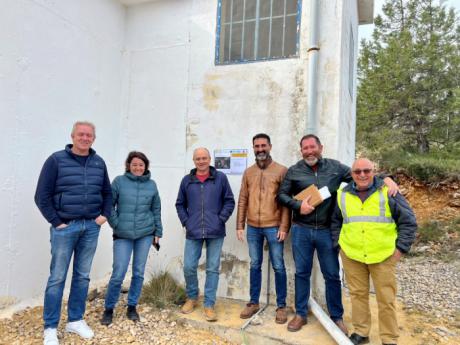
304, 155, 320, 166
255, 152, 270, 161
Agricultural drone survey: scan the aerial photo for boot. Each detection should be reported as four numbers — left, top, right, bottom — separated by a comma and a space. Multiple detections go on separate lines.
100, 309, 113, 326
127, 305, 140, 322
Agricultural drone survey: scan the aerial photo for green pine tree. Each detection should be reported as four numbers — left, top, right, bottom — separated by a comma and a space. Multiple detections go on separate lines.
357, 0, 460, 154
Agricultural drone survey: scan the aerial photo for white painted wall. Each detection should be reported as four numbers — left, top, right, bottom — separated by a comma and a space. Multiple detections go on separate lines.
123, 0, 358, 306
0, 0, 360, 310
0, 0, 126, 307
337, 0, 359, 165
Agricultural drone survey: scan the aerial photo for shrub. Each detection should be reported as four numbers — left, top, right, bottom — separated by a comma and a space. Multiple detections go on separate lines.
367, 149, 460, 183
416, 221, 445, 243
140, 272, 186, 309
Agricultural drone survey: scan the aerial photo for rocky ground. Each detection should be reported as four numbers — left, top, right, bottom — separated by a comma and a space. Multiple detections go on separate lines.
0, 293, 236, 345
395, 256, 459, 344
397, 257, 460, 321
392, 174, 460, 344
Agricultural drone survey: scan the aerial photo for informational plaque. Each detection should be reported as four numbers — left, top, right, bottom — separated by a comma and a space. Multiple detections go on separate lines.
214, 149, 248, 175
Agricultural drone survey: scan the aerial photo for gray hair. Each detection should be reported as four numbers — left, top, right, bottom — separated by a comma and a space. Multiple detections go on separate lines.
193, 147, 211, 159
71, 121, 96, 138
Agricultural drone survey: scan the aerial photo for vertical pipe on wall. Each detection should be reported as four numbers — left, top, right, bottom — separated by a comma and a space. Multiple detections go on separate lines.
306, 0, 320, 134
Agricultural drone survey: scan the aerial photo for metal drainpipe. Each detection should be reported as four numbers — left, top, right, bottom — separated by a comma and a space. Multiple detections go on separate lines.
306, 0, 320, 134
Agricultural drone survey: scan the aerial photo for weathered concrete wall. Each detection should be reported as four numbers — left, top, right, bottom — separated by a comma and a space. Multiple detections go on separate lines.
337, 0, 359, 164
0, 0, 359, 310
0, 0, 126, 307
121, 0, 192, 288
121, 0, 309, 305
123, 0, 357, 307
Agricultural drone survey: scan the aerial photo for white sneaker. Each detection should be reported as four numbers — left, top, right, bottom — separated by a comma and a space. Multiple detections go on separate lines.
43, 328, 59, 345
65, 320, 94, 339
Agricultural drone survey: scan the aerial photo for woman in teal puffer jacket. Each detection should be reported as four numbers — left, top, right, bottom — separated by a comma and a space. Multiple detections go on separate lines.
101, 151, 163, 325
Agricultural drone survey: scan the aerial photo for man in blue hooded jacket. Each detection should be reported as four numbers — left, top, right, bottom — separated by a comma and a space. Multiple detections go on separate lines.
175, 147, 235, 322
35, 121, 112, 345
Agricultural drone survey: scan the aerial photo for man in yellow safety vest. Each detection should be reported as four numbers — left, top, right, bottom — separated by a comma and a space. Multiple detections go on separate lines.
331, 158, 417, 345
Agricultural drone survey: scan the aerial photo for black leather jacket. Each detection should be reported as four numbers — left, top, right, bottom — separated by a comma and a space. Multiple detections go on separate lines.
277, 158, 352, 229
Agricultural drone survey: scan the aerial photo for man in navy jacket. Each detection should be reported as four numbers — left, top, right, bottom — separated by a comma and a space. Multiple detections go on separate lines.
35, 121, 112, 345
175, 147, 235, 322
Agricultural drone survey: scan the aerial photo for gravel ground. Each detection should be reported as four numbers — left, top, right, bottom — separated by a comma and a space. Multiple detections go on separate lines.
0, 293, 235, 345
1, 256, 459, 344
396, 256, 460, 321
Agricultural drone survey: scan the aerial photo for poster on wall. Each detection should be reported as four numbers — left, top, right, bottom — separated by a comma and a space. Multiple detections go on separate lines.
214, 149, 248, 175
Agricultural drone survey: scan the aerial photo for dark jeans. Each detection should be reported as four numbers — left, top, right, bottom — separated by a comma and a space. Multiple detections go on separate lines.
247, 225, 287, 307
291, 224, 343, 320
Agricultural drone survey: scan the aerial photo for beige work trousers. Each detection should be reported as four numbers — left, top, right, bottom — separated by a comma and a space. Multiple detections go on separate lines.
341, 251, 399, 344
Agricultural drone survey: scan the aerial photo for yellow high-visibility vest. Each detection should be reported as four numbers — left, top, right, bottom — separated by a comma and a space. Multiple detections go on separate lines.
337, 186, 397, 264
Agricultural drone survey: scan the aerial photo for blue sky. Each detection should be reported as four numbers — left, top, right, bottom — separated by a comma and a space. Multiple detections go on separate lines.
359, 0, 460, 41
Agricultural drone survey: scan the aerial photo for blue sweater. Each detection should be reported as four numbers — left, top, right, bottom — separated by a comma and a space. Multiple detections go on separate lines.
108, 172, 163, 240
34, 145, 112, 227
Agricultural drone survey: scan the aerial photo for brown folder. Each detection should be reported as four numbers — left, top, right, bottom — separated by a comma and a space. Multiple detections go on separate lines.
294, 184, 323, 207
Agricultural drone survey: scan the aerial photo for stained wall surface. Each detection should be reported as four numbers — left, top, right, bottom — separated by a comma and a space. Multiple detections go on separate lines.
0, 0, 358, 309
123, 0, 357, 306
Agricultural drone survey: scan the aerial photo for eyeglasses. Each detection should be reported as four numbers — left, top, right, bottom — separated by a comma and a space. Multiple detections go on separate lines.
352, 169, 373, 175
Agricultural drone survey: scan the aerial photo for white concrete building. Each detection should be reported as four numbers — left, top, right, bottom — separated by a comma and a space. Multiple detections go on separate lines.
0, 0, 373, 311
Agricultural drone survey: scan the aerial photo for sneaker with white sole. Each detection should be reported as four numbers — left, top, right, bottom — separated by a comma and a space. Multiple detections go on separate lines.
65, 320, 94, 339
43, 328, 59, 345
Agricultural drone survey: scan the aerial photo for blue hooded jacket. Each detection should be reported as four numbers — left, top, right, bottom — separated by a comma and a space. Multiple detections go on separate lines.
175, 166, 235, 240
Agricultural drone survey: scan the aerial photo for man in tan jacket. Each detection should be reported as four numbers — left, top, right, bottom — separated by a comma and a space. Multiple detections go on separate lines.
237, 133, 291, 324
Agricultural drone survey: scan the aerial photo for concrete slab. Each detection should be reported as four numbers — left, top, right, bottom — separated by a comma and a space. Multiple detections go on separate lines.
176, 298, 336, 345
175, 293, 436, 345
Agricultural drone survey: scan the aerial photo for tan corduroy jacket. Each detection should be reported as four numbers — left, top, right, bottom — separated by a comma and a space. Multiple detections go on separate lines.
237, 160, 291, 233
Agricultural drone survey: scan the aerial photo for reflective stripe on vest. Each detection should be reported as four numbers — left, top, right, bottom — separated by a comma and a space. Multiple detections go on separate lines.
340, 189, 394, 224
337, 186, 397, 264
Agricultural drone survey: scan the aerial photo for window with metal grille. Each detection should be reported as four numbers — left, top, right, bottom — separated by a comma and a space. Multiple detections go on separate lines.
216, 0, 301, 64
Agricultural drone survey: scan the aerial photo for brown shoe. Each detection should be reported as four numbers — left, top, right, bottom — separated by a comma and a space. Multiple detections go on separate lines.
203, 307, 217, 322
240, 303, 260, 319
334, 319, 348, 335
275, 307, 288, 324
181, 299, 197, 314
287, 315, 307, 332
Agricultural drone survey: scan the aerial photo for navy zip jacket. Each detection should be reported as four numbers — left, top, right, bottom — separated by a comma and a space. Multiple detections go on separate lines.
34, 144, 112, 227
175, 166, 235, 240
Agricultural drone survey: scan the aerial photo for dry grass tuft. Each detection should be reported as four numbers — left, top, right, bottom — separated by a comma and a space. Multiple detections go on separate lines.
140, 271, 186, 309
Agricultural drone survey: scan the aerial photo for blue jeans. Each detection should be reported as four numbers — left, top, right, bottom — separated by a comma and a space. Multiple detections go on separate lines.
183, 237, 224, 308
247, 225, 287, 307
291, 224, 343, 320
104, 235, 153, 309
43, 219, 100, 329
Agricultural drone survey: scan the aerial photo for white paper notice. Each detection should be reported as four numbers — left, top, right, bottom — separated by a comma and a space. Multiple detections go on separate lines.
214, 149, 248, 175
318, 186, 331, 200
